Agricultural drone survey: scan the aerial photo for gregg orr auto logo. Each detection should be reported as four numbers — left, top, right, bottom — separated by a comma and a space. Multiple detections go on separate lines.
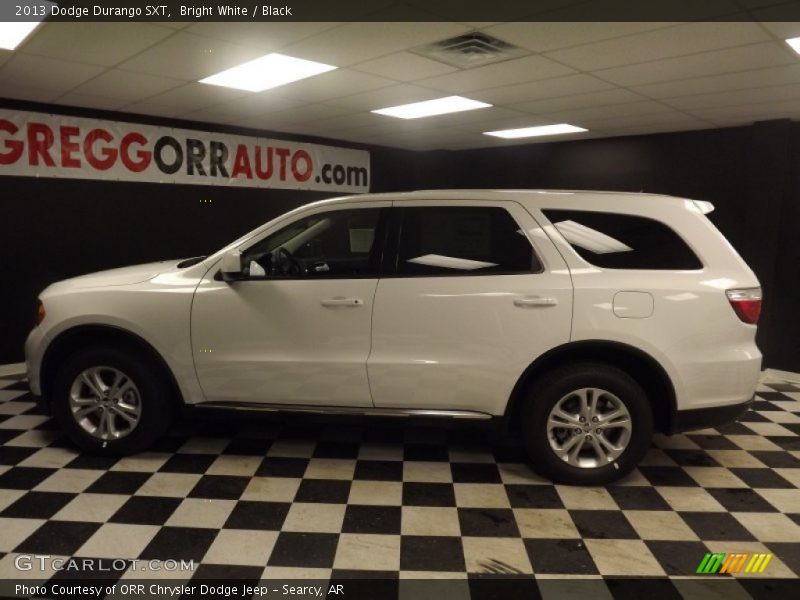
0, 109, 370, 193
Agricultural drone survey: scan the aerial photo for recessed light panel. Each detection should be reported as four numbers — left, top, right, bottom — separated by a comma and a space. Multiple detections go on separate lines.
786, 37, 800, 54
200, 53, 337, 92
484, 124, 587, 139
372, 96, 492, 119
0, 21, 45, 51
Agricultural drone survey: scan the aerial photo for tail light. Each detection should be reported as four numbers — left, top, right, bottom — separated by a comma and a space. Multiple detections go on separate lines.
35, 300, 46, 326
726, 288, 762, 324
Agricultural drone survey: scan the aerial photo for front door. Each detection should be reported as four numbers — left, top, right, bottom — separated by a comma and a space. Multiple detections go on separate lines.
191, 202, 389, 406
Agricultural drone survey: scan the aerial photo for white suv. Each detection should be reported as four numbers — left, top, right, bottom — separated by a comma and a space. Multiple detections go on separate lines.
25, 190, 762, 485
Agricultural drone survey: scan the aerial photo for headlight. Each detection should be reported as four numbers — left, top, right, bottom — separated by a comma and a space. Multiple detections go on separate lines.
35, 300, 46, 325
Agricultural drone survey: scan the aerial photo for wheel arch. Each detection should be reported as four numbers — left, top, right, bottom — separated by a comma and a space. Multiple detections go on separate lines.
505, 340, 677, 434
40, 324, 184, 411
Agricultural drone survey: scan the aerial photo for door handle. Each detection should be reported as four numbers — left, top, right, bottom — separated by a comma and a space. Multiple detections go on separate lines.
321, 297, 364, 307
514, 296, 559, 307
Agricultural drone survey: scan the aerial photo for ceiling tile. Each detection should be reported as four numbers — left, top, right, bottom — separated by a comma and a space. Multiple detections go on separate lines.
584, 111, 709, 131
541, 100, 675, 122
301, 112, 388, 131
324, 84, 444, 111
0, 49, 12, 69
184, 94, 301, 124
177, 110, 250, 126
121, 102, 187, 119
22, 23, 174, 67
259, 69, 395, 103
687, 99, 800, 123
0, 54, 104, 97
4, 21, 800, 149
327, 122, 440, 139
233, 103, 355, 128
259, 123, 347, 139
511, 88, 649, 114
464, 130, 592, 148
632, 63, 800, 99
281, 22, 471, 66
56, 93, 130, 111
594, 121, 712, 137
663, 83, 800, 110
594, 41, 796, 87
470, 73, 615, 105
413, 106, 530, 129
67, 69, 184, 103
451, 113, 557, 134
186, 22, 340, 51
417, 55, 575, 93
119, 31, 266, 80
482, 22, 676, 53
0, 84, 62, 103
545, 22, 771, 71
142, 82, 249, 112
760, 22, 800, 40
352, 51, 457, 81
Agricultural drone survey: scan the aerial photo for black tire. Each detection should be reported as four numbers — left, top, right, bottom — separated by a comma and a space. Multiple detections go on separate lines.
522, 362, 653, 485
51, 344, 174, 455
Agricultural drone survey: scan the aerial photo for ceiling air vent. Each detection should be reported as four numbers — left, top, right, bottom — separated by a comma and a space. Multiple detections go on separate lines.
413, 32, 528, 69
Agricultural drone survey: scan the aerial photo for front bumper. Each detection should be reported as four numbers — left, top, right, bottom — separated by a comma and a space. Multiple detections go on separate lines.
673, 395, 754, 432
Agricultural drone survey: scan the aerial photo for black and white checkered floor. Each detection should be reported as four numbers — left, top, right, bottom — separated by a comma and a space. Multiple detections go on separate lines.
1, 374, 799, 595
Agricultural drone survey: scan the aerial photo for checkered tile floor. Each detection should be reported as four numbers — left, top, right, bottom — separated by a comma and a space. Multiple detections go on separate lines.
1, 374, 799, 594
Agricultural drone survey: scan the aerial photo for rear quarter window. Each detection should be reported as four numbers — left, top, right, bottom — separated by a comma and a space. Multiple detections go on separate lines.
542, 209, 703, 270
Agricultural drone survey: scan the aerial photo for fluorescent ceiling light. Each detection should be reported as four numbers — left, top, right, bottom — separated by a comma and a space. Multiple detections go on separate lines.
786, 37, 800, 54
0, 21, 45, 50
200, 53, 336, 92
484, 124, 587, 139
408, 254, 497, 270
372, 96, 491, 119
554, 220, 633, 255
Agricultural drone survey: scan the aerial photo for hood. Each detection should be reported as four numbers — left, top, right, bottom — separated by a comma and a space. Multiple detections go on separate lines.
45, 260, 183, 292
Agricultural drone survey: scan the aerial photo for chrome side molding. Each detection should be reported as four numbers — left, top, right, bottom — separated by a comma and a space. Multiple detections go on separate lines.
193, 402, 492, 420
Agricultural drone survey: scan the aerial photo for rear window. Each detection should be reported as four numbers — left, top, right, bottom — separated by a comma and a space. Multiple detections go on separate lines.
542, 209, 703, 270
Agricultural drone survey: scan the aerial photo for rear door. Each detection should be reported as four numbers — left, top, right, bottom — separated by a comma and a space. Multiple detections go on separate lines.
367, 200, 572, 416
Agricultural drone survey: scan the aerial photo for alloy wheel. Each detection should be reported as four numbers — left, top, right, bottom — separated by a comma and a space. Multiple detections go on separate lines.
546, 387, 632, 469
68, 366, 142, 441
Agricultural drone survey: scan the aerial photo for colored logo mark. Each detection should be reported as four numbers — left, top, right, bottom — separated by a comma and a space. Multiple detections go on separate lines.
696, 552, 772, 574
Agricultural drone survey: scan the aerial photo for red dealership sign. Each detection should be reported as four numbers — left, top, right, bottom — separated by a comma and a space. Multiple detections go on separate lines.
0, 109, 370, 193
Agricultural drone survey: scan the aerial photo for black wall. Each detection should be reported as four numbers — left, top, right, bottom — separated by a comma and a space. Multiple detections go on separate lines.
1, 100, 797, 372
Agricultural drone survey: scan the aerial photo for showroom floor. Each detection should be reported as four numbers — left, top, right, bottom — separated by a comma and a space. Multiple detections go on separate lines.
0, 374, 799, 594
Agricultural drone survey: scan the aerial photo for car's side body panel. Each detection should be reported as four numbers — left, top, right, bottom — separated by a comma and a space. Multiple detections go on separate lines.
367, 199, 572, 415
25, 263, 207, 406
25, 190, 762, 425
524, 195, 761, 413
189, 199, 390, 407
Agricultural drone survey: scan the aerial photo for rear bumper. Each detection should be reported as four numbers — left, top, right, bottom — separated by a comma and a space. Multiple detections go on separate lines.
673, 395, 754, 433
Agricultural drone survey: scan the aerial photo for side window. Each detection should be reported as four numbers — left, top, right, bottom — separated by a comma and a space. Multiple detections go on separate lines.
543, 209, 703, 270
396, 206, 540, 276
241, 208, 383, 278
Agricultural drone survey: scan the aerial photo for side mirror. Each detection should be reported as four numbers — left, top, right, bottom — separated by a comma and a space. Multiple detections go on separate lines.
220, 249, 243, 282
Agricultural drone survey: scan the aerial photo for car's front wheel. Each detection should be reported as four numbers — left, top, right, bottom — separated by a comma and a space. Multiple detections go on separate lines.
51, 345, 174, 455
522, 363, 653, 485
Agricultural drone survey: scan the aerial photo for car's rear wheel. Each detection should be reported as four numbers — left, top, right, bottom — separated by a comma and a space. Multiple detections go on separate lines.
522, 363, 653, 485
52, 345, 174, 455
